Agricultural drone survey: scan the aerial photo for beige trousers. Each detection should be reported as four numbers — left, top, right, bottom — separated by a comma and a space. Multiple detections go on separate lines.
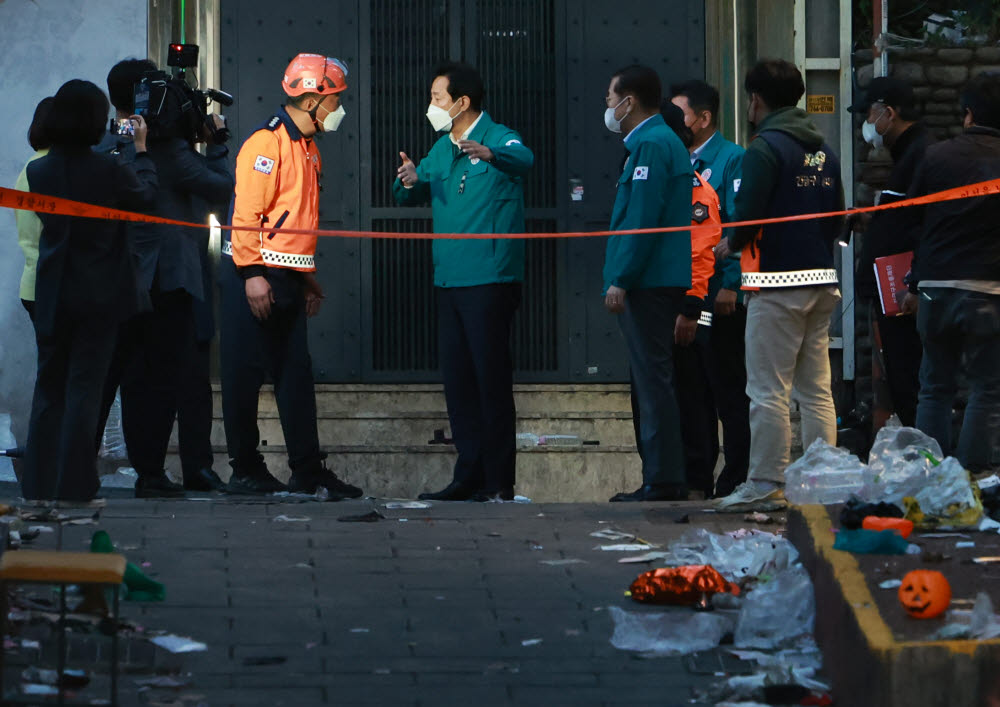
744, 286, 840, 483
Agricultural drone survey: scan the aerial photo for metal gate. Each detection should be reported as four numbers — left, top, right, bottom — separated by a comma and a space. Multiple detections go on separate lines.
220, 0, 705, 382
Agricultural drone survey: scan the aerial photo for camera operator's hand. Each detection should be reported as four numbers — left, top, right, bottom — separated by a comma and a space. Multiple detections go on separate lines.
201, 114, 227, 144
303, 272, 324, 318
130, 114, 148, 153
245, 276, 274, 320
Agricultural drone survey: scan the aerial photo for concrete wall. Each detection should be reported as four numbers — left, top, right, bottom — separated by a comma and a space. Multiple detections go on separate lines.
0, 0, 147, 447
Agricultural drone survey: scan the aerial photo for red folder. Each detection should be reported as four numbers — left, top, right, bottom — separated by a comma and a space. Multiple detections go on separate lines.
874, 251, 913, 316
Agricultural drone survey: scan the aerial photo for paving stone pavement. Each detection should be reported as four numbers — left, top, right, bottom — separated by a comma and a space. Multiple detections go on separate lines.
1, 491, 775, 706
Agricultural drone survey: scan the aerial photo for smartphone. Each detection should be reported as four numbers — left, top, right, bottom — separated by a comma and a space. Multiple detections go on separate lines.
110, 118, 134, 136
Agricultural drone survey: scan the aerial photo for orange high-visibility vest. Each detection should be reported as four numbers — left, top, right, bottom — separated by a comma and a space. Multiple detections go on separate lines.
688, 171, 722, 303
230, 110, 321, 272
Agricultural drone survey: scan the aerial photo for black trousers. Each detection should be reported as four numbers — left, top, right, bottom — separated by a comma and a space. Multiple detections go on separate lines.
177, 338, 215, 476
870, 300, 922, 427
23, 308, 118, 501
437, 283, 520, 494
706, 305, 751, 491
115, 287, 198, 478
672, 326, 719, 496
219, 259, 324, 476
621, 287, 686, 487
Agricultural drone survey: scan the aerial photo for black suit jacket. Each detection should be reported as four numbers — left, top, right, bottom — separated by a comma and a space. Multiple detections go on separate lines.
95, 134, 233, 299
26, 145, 158, 337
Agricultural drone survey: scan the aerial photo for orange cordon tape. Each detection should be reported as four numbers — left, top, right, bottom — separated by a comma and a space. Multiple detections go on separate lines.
3, 177, 1000, 239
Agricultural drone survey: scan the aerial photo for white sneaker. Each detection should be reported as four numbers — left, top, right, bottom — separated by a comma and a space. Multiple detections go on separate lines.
714, 481, 786, 513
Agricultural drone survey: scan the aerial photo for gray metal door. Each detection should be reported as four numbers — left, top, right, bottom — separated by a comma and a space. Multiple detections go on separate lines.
220, 0, 704, 383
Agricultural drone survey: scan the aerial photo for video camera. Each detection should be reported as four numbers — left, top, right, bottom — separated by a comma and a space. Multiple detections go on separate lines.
133, 43, 233, 144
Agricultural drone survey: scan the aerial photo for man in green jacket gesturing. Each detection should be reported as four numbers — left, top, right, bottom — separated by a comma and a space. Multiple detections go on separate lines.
394, 62, 534, 502
603, 65, 695, 502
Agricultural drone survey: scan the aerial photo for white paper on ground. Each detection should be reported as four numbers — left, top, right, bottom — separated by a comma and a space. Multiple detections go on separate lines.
150, 635, 207, 653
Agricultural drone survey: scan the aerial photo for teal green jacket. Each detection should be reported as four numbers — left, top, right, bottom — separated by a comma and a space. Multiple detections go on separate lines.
692, 131, 744, 299
392, 111, 534, 287
603, 114, 693, 292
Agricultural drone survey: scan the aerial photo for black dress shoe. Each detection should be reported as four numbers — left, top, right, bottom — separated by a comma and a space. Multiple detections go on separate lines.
183, 468, 226, 492
418, 481, 476, 501
225, 470, 288, 495
135, 473, 185, 499
288, 468, 363, 499
609, 484, 687, 502
470, 487, 515, 502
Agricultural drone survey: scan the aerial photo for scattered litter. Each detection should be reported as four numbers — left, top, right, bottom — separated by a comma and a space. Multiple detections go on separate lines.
743, 512, 774, 525
373, 667, 391, 675
305, 642, 318, 650
22, 684, 59, 696
596, 543, 657, 552
398, 518, 409, 522
956, 541, 976, 548
272, 515, 310, 523
618, 551, 669, 564
384, 501, 431, 510
861, 516, 914, 538
833, 528, 910, 555
527, 541, 544, 551
920, 532, 971, 539
134, 676, 189, 688
609, 605, 735, 656
905, 456, 983, 528
590, 528, 635, 541
512, 495, 532, 504
979, 517, 1000, 532
734, 566, 815, 649
972, 556, 1000, 565
350, 627, 370, 633
150, 635, 207, 653
978, 475, 1000, 490
539, 558, 586, 566
650, 528, 798, 580
337, 511, 384, 523
565, 629, 581, 636
863, 422, 943, 506
27, 525, 54, 534
784, 439, 867, 505
99, 467, 138, 489
628, 565, 740, 606
879, 579, 903, 589
931, 592, 1000, 640
520, 638, 543, 646
242, 656, 286, 666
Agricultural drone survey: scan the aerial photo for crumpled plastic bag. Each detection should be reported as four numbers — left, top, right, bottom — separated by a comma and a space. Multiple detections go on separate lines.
862, 422, 943, 505
931, 592, 1000, 640
608, 605, 735, 656
628, 565, 740, 605
784, 439, 867, 505
903, 456, 983, 528
734, 566, 815, 648
656, 528, 799, 581
832, 527, 911, 554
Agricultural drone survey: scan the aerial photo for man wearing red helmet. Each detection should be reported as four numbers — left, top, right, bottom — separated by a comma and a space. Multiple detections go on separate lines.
219, 53, 363, 498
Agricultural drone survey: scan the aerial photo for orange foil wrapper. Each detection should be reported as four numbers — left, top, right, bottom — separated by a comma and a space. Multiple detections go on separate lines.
629, 565, 740, 605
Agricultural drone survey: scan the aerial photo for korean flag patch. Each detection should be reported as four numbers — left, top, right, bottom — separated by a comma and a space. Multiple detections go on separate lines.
733, 178, 742, 193
254, 155, 275, 175
633, 166, 649, 180
302, 78, 317, 89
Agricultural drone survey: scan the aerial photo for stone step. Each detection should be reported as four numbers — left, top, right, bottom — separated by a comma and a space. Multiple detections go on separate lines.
170, 411, 636, 448
209, 383, 634, 415
164, 443, 642, 503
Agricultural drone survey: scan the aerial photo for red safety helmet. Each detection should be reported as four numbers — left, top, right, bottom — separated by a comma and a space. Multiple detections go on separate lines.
282, 53, 348, 97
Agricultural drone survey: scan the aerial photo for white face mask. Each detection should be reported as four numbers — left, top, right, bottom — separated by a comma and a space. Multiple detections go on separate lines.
320, 103, 346, 132
426, 101, 461, 132
604, 96, 629, 134
862, 108, 886, 148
